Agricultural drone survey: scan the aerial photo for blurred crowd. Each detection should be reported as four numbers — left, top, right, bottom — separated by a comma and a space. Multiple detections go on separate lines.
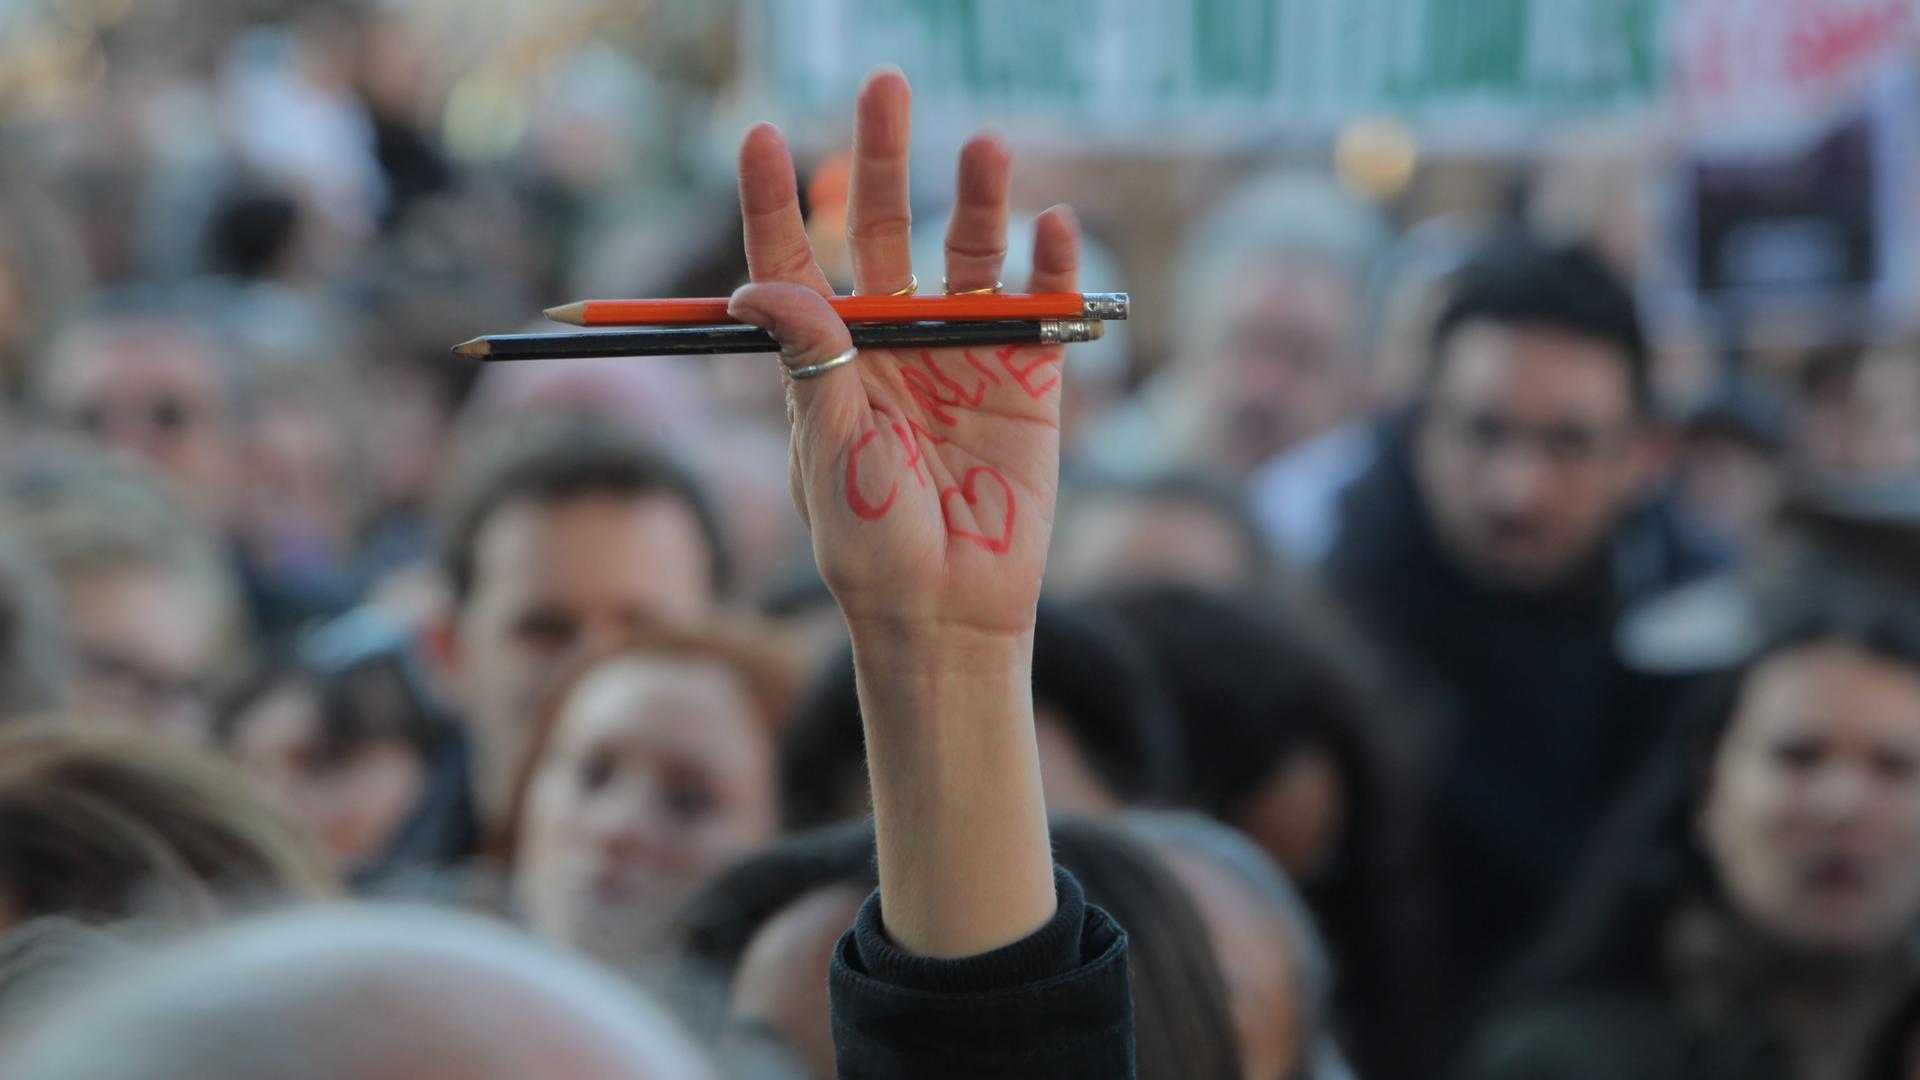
4, 2, 1920, 1079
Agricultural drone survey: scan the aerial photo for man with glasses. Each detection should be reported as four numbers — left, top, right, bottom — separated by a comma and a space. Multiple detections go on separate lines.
1321, 231, 1710, 1009
32, 293, 245, 528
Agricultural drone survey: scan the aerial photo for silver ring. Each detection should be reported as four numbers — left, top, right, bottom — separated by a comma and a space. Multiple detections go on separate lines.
786, 347, 858, 380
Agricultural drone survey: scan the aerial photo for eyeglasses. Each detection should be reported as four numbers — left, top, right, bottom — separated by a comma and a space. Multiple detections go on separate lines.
72, 396, 204, 439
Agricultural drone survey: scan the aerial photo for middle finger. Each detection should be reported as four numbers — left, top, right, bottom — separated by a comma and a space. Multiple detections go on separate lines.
846, 67, 916, 296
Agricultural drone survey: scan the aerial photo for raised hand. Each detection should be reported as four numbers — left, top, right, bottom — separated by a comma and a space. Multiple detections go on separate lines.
727, 67, 1079, 641
727, 67, 1075, 959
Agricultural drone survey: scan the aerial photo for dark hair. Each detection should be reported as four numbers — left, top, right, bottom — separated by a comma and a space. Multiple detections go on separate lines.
1092, 584, 1389, 818
1051, 818, 1243, 1080
205, 187, 301, 280
1512, 577, 1920, 997
777, 599, 1181, 828
437, 421, 730, 606
214, 607, 450, 772
1093, 582, 1428, 1075
1428, 228, 1651, 413
0, 727, 327, 926
677, 820, 880, 970
678, 817, 1242, 1080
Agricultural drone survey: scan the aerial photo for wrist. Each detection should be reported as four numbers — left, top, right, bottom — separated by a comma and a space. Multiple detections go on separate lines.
844, 617, 1033, 681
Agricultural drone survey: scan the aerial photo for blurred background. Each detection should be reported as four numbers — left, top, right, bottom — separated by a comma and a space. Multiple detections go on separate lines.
7, 2, 1920, 1079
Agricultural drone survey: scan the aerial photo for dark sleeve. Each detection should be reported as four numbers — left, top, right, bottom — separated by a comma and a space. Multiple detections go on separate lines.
827, 865, 1134, 1079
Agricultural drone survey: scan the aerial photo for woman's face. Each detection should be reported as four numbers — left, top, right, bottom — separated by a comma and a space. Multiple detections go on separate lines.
229, 683, 422, 876
516, 657, 778, 960
1703, 644, 1920, 955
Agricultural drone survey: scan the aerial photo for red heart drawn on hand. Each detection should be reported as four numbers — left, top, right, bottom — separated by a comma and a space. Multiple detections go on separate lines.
939, 466, 1016, 554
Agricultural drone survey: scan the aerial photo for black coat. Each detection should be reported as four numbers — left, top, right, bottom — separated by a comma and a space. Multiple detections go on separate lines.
1323, 416, 1710, 1006
1455, 987, 1795, 1080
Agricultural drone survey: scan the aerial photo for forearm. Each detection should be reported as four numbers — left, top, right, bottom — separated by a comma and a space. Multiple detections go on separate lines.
847, 620, 1057, 959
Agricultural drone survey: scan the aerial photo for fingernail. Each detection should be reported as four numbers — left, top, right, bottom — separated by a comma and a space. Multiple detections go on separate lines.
726, 287, 767, 327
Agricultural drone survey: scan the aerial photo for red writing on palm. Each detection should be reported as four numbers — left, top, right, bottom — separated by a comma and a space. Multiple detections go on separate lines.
843, 346, 1062, 552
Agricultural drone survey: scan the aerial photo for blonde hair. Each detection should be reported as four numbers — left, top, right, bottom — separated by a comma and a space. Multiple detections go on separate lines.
0, 726, 329, 927
0, 445, 242, 656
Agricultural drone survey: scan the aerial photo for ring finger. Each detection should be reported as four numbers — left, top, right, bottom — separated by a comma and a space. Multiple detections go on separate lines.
943, 134, 1011, 294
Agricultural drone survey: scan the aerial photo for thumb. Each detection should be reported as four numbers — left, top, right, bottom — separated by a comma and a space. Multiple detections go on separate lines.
730, 279, 862, 385
728, 280, 867, 453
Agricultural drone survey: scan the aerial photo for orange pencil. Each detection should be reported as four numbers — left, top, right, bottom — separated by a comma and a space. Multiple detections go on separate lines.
543, 292, 1128, 327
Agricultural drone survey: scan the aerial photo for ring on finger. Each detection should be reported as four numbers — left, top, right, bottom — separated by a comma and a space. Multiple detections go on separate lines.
785, 347, 859, 380
853, 274, 918, 298
944, 278, 1003, 296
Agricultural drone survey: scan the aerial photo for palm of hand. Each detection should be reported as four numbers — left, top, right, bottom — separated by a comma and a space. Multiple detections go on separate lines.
803, 341, 1063, 634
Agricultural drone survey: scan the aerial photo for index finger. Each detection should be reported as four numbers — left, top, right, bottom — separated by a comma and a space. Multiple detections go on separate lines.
739, 123, 834, 295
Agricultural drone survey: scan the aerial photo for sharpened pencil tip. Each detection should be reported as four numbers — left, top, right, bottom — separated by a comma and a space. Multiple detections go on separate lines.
451, 337, 492, 360
543, 301, 587, 325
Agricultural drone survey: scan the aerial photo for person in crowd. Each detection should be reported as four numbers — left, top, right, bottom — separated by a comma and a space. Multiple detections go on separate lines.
1797, 342, 1920, 479
679, 817, 1241, 1080
1320, 228, 1714, 1001
29, 289, 250, 526
1085, 172, 1390, 480
0, 448, 241, 742
0, 906, 721, 1080
0, 726, 325, 933
424, 420, 731, 864
30, 282, 370, 632
1123, 811, 1359, 1080
1458, 581, 1920, 1080
216, 607, 449, 884
1670, 374, 1795, 561
723, 64, 1133, 1073
0, 536, 68, 724
778, 599, 1180, 827
1097, 583, 1424, 1078
1250, 213, 1482, 566
226, 336, 373, 626
499, 621, 799, 969
1049, 472, 1279, 593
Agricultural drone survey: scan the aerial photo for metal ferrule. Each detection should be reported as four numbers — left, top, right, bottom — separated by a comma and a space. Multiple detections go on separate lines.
1079, 292, 1130, 320
1040, 319, 1104, 344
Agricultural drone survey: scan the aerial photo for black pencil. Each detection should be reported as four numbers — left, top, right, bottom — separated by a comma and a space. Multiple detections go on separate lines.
451, 319, 1103, 361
